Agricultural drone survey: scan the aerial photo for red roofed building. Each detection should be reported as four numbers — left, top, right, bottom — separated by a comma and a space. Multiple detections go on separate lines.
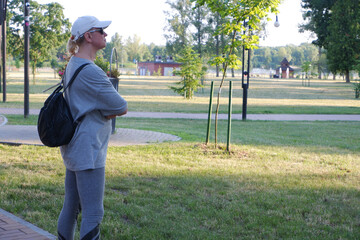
276, 58, 294, 78
138, 56, 182, 76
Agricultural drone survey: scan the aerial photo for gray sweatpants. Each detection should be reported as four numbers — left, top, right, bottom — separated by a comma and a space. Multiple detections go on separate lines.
57, 167, 105, 240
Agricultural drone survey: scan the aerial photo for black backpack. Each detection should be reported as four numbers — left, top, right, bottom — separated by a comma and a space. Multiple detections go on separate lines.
37, 63, 89, 147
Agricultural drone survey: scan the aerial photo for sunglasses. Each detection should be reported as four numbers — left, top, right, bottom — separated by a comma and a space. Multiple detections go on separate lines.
88, 28, 105, 35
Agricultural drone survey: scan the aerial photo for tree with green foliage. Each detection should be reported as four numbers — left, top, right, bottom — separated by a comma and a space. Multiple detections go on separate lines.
7, 0, 70, 84
326, 0, 360, 83
125, 34, 151, 62
191, 3, 212, 58
50, 58, 59, 78
300, 43, 318, 63
165, 0, 193, 55
276, 47, 291, 63
315, 48, 329, 79
193, 0, 280, 147
171, 45, 205, 99
94, 56, 110, 73
148, 43, 167, 59
103, 33, 126, 64
300, 0, 336, 79
301, 61, 312, 79
300, 0, 336, 49
250, 43, 321, 70
291, 47, 305, 66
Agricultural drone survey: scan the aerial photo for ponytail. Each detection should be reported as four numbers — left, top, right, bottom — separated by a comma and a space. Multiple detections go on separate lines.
66, 37, 85, 57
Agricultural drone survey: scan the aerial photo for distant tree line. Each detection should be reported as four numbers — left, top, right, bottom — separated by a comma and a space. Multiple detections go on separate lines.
251, 43, 319, 70
4, 0, 358, 84
163, 0, 326, 78
4, 0, 169, 83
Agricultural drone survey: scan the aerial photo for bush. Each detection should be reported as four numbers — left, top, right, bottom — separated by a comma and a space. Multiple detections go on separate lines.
152, 67, 162, 76
94, 56, 110, 73
108, 68, 121, 78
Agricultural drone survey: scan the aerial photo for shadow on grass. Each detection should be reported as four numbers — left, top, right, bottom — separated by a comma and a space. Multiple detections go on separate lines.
102, 174, 360, 239
1, 170, 359, 239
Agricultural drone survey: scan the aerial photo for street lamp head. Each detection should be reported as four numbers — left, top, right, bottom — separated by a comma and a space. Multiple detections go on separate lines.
274, 15, 280, 28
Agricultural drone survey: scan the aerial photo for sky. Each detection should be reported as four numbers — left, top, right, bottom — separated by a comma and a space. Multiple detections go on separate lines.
36, 0, 314, 47
259, 0, 315, 47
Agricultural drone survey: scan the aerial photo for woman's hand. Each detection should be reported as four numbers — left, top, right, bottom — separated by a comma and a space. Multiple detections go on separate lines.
105, 115, 117, 120
105, 109, 128, 119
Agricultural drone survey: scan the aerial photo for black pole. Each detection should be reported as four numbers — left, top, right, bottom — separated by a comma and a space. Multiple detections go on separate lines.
241, 53, 246, 120
247, 48, 251, 86
242, 20, 252, 121
241, 20, 246, 121
242, 47, 251, 121
24, 0, 29, 117
241, 45, 245, 86
242, 83, 248, 120
241, 45, 248, 121
2, 4, 6, 102
226, 81, 233, 152
0, 0, 3, 94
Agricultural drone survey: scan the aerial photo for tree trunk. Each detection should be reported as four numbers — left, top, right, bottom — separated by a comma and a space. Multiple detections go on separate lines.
215, 14, 220, 78
216, 34, 219, 77
196, 7, 202, 58
318, 47, 322, 79
345, 70, 350, 83
31, 61, 36, 85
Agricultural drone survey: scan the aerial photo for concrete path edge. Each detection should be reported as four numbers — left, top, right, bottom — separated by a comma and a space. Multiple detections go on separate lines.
0, 208, 56, 239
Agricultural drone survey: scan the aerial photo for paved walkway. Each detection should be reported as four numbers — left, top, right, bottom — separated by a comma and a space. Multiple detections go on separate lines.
126, 112, 360, 121
0, 125, 181, 147
0, 209, 55, 239
1, 108, 360, 239
1, 108, 360, 121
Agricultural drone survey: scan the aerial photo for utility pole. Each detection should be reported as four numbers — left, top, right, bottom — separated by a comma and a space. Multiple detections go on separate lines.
24, 0, 30, 117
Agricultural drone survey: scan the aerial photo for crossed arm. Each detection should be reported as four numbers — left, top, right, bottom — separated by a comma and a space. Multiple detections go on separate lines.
105, 109, 128, 119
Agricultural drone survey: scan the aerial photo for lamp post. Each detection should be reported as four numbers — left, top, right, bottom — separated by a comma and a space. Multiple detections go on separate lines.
24, 0, 30, 117
241, 15, 279, 121
241, 20, 251, 121
274, 15, 280, 79
0, 0, 7, 101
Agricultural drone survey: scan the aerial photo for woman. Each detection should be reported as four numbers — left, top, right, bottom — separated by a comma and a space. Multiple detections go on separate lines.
57, 16, 128, 240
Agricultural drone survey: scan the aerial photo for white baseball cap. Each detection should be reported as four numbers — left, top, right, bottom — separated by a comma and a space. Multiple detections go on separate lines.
71, 16, 111, 41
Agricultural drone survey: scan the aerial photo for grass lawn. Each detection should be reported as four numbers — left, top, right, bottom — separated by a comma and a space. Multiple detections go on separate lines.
0, 70, 359, 114
1, 116, 360, 239
1, 69, 359, 239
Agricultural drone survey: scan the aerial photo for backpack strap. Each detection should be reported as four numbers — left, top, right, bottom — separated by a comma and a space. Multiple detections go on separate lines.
63, 63, 90, 91
63, 63, 90, 124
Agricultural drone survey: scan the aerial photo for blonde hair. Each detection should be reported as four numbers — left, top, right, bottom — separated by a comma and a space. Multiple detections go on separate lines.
66, 37, 85, 57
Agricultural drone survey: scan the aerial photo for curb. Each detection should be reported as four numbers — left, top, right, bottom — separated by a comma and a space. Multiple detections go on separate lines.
0, 114, 8, 127
0, 208, 56, 239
